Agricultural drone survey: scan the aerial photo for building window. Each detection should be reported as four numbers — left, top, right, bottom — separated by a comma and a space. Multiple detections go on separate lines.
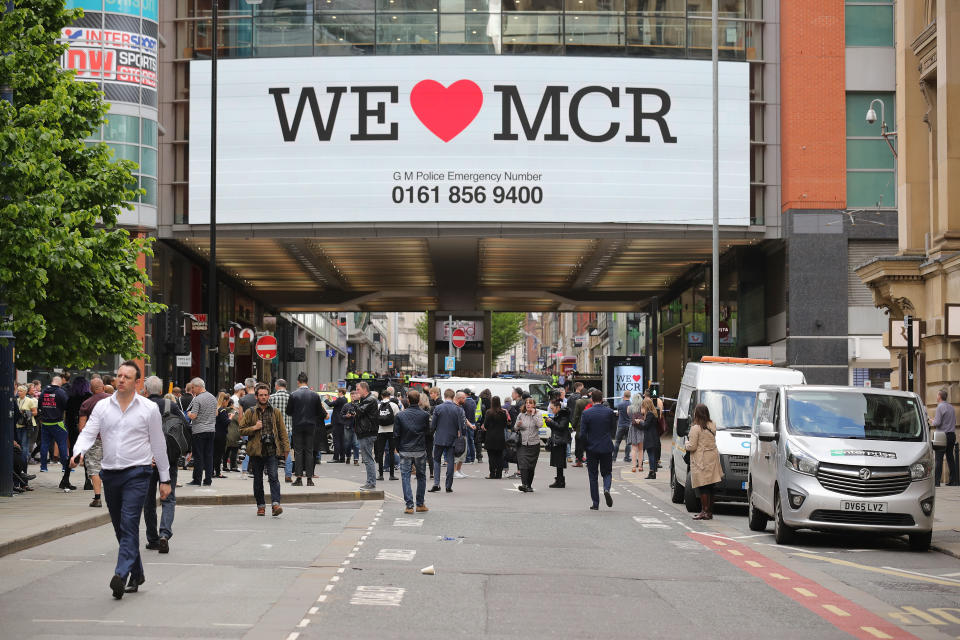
846, 92, 896, 208
845, 1, 894, 47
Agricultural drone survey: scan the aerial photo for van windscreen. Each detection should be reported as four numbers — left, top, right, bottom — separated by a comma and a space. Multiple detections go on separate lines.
785, 391, 923, 441
699, 390, 757, 430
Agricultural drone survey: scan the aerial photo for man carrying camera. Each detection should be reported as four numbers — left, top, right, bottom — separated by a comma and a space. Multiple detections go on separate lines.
239, 383, 291, 517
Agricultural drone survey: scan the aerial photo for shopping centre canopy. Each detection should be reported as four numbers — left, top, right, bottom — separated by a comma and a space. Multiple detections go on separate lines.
170, 223, 762, 313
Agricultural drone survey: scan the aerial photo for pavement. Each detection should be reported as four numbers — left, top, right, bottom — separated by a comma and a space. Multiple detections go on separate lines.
0, 460, 383, 557
4, 444, 960, 639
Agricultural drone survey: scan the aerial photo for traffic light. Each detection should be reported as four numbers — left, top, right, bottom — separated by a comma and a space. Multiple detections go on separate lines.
290, 347, 306, 362
160, 305, 179, 347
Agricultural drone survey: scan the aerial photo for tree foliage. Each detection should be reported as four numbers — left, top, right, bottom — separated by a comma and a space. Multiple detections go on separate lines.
490, 312, 525, 361
0, 0, 163, 368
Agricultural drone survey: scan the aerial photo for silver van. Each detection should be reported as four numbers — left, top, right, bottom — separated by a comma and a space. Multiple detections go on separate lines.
747, 385, 946, 551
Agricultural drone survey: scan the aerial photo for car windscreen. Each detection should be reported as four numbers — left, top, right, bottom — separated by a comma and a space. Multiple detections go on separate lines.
699, 390, 757, 430
785, 391, 923, 441
529, 383, 552, 406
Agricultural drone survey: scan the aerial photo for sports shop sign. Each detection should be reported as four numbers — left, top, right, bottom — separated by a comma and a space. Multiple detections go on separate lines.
60, 26, 158, 89
189, 57, 749, 225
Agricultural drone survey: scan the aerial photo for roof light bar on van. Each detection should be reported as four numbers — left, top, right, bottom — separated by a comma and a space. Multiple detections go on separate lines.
700, 356, 773, 366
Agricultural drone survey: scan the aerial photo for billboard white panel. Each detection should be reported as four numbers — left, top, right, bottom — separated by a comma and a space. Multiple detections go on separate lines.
189, 56, 750, 225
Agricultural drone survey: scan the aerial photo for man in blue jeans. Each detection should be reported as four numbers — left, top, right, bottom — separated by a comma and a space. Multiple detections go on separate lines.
38, 376, 73, 490
144, 376, 183, 553
352, 382, 381, 490
394, 389, 431, 513
71, 361, 171, 599
239, 384, 290, 516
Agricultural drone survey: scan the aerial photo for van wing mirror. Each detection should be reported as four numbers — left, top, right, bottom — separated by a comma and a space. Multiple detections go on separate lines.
676, 417, 689, 437
757, 421, 777, 442
932, 429, 947, 451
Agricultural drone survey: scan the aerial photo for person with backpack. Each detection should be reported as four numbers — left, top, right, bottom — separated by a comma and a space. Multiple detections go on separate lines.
144, 376, 188, 553
375, 387, 401, 481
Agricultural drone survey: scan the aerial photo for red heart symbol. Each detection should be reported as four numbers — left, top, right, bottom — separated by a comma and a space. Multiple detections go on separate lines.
410, 79, 483, 143
632, 375, 642, 382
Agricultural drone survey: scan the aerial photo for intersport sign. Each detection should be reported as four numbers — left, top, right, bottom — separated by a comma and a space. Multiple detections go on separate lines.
188, 56, 749, 225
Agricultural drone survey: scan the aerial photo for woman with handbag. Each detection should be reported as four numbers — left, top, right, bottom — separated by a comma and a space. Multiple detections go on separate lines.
546, 398, 571, 488
685, 403, 723, 520
640, 397, 660, 479
514, 397, 542, 493
482, 396, 508, 479
625, 394, 645, 473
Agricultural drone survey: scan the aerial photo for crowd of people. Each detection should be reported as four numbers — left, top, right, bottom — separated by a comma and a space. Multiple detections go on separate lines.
11, 362, 727, 600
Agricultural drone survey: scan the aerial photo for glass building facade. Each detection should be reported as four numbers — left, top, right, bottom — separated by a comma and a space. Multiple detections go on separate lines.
178, 0, 760, 59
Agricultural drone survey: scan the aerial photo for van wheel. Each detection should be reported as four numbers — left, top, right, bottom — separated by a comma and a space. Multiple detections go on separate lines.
908, 531, 932, 551
773, 491, 796, 544
684, 469, 701, 513
670, 461, 684, 504
747, 482, 768, 532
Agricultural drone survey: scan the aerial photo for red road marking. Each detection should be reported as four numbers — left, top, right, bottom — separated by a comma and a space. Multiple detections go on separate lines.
688, 532, 918, 640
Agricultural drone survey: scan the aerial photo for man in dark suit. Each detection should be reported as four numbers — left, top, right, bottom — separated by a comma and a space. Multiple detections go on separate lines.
428, 388, 465, 493
286, 372, 326, 486
580, 389, 616, 510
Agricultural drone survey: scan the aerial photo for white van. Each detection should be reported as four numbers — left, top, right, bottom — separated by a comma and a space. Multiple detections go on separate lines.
747, 385, 945, 550
670, 358, 806, 512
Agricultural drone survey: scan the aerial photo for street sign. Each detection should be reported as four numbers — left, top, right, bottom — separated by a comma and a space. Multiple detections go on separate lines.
237, 338, 252, 356
326, 347, 336, 357
255, 335, 278, 360
239, 327, 256, 342
191, 314, 207, 331
228, 326, 236, 353
387, 360, 394, 369
451, 328, 467, 349
175, 354, 192, 367
228, 353, 235, 367
444, 356, 456, 371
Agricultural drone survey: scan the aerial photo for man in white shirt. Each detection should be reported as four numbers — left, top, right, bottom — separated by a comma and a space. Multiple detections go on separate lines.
71, 360, 170, 600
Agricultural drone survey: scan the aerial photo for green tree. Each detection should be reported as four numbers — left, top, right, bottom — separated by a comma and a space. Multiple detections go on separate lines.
490, 312, 524, 361
414, 312, 429, 344
0, 0, 163, 368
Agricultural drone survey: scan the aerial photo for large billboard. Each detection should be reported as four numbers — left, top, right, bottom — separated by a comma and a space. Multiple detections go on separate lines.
189, 57, 749, 225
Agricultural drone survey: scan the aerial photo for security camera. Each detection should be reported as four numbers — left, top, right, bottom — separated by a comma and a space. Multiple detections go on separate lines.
865, 108, 877, 125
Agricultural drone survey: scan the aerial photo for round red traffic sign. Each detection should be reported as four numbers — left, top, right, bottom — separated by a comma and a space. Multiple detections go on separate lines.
255, 335, 278, 360
451, 328, 467, 349
228, 327, 236, 354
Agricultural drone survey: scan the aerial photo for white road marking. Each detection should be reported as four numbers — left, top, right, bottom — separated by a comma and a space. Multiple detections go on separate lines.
331, 576, 340, 582
261, 544, 273, 549
350, 586, 406, 606
308, 607, 319, 615
731, 534, 770, 539
286, 633, 300, 640
348, 553, 356, 558
33, 619, 124, 624
298, 619, 310, 628
324, 585, 334, 592
633, 516, 663, 524
376, 549, 418, 561
19, 559, 82, 564
941, 572, 960, 577
144, 562, 214, 567
883, 567, 960, 585
643, 524, 671, 529
316, 595, 327, 603
394, 518, 424, 527
668, 541, 704, 551
338, 568, 346, 573
214, 529, 259, 533
212, 623, 253, 628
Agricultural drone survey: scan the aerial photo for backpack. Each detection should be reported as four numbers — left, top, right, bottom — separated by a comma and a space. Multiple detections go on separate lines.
378, 400, 396, 427
162, 399, 192, 455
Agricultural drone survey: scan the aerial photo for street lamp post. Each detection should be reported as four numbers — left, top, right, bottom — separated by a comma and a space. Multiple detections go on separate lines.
208, 0, 262, 392
711, 0, 720, 357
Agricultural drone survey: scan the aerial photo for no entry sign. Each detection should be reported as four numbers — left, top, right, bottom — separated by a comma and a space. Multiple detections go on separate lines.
451, 328, 467, 349
255, 335, 278, 360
